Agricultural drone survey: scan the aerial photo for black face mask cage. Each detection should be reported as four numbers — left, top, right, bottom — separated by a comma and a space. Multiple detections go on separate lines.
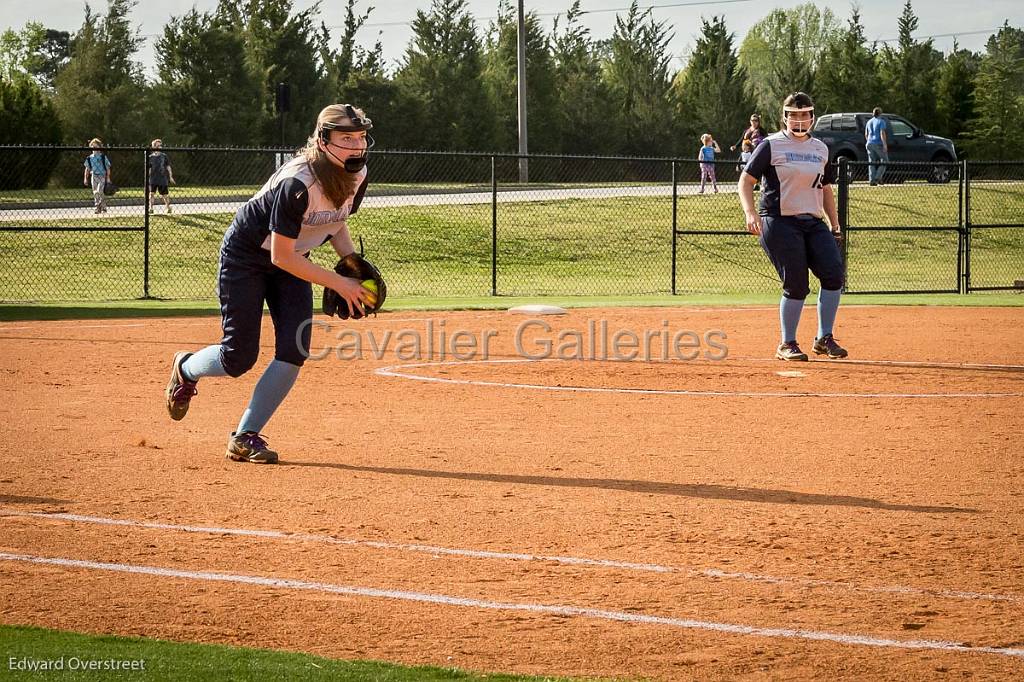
318, 105, 374, 172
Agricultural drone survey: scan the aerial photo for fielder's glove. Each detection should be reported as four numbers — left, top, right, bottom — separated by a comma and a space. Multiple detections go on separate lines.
322, 253, 387, 319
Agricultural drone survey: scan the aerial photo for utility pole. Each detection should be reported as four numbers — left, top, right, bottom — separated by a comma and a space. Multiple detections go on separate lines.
516, 0, 528, 183
275, 82, 291, 147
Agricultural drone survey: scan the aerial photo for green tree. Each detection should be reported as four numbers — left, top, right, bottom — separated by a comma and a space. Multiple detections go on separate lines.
321, 0, 376, 91
1, 23, 71, 90
218, 0, 331, 146
483, 0, 560, 153
0, 76, 63, 188
156, 8, 262, 145
738, 4, 839, 124
964, 24, 1024, 159
395, 0, 494, 151
671, 16, 753, 155
934, 43, 980, 143
602, 1, 675, 156
0, 27, 33, 82
550, 1, 610, 154
814, 8, 882, 114
320, 1, 419, 150
877, 1, 944, 131
52, 0, 155, 144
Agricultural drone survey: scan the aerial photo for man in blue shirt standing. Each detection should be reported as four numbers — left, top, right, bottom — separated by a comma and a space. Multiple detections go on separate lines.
864, 108, 888, 186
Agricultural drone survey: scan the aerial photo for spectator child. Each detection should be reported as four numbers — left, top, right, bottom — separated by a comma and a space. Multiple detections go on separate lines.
698, 133, 721, 194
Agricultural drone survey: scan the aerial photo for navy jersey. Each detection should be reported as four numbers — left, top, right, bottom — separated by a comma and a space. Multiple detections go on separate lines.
743, 132, 836, 217
228, 156, 368, 253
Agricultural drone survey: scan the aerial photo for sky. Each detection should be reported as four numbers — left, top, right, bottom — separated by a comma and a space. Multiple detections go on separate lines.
3, 0, 1022, 78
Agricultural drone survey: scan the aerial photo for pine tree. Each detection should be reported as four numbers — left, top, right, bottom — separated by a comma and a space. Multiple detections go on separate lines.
320, 1, 419, 150
671, 16, 753, 154
965, 24, 1024, 158
156, 7, 262, 146
934, 43, 980, 144
551, 1, 610, 154
218, 0, 331, 146
482, 0, 560, 153
814, 8, 882, 114
878, 1, 944, 131
603, 1, 675, 156
395, 0, 495, 151
0, 76, 63, 188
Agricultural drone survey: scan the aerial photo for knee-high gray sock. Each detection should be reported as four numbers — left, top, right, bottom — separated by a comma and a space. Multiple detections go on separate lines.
817, 288, 842, 338
181, 344, 228, 381
236, 359, 301, 434
780, 296, 804, 343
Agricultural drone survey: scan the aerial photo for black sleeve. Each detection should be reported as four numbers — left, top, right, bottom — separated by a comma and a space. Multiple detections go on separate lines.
350, 173, 369, 215
743, 140, 772, 179
822, 158, 838, 186
269, 177, 309, 239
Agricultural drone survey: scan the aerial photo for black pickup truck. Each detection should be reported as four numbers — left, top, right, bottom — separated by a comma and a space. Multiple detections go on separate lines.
812, 113, 958, 183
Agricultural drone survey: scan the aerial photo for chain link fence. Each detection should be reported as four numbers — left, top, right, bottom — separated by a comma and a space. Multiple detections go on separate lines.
964, 162, 1024, 291
2, 146, 1023, 302
842, 160, 963, 294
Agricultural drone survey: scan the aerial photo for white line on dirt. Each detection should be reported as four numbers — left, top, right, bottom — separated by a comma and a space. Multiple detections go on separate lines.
1, 551, 1021, 659
375, 358, 1024, 399
1, 510, 1018, 604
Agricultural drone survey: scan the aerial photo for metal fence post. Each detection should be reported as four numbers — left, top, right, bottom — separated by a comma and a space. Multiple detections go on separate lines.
491, 154, 497, 297
963, 159, 971, 293
671, 160, 678, 295
837, 157, 849, 292
143, 147, 151, 298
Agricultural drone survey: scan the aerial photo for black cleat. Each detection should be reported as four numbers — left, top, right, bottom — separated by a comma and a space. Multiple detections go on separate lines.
813, 334, 848, 359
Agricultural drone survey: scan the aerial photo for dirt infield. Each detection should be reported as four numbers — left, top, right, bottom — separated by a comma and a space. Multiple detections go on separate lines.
2, 305, 1023, 680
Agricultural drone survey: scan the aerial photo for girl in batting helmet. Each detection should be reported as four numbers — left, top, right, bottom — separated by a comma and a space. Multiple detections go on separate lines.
163, 104, 375, 463
738, 92, 848, 362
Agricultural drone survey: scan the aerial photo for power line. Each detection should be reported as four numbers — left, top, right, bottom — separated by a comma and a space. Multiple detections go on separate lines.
134, 0, 752, 36
356, 0, 754, 30
672, 25, 1005, 63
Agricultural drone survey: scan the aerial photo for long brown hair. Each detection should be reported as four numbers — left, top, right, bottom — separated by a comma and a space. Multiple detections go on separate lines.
300, 104, 367, 207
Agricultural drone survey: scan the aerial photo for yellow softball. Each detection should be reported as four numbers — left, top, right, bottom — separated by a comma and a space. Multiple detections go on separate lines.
361, 279, 378, 306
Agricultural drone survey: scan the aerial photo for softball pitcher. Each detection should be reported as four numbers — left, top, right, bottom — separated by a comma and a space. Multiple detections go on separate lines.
165, 104, 376, 463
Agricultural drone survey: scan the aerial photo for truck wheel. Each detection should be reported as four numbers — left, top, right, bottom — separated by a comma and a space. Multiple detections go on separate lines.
928, 154, 953, 184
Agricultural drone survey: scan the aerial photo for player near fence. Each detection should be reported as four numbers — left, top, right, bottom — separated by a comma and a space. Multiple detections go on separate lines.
164, 104, 384, 463
738, 92, 848, 361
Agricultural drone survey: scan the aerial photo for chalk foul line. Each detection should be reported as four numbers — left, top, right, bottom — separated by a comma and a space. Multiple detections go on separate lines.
1, 551, 1022, 659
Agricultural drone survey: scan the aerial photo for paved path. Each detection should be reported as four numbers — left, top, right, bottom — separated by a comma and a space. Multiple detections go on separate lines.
0, 185, 736, 223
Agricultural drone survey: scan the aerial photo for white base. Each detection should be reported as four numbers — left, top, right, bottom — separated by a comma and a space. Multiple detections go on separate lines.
508, 304, 568, 315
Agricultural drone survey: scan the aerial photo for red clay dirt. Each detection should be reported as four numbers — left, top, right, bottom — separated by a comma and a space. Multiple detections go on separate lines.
1, 305, 1023, 680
